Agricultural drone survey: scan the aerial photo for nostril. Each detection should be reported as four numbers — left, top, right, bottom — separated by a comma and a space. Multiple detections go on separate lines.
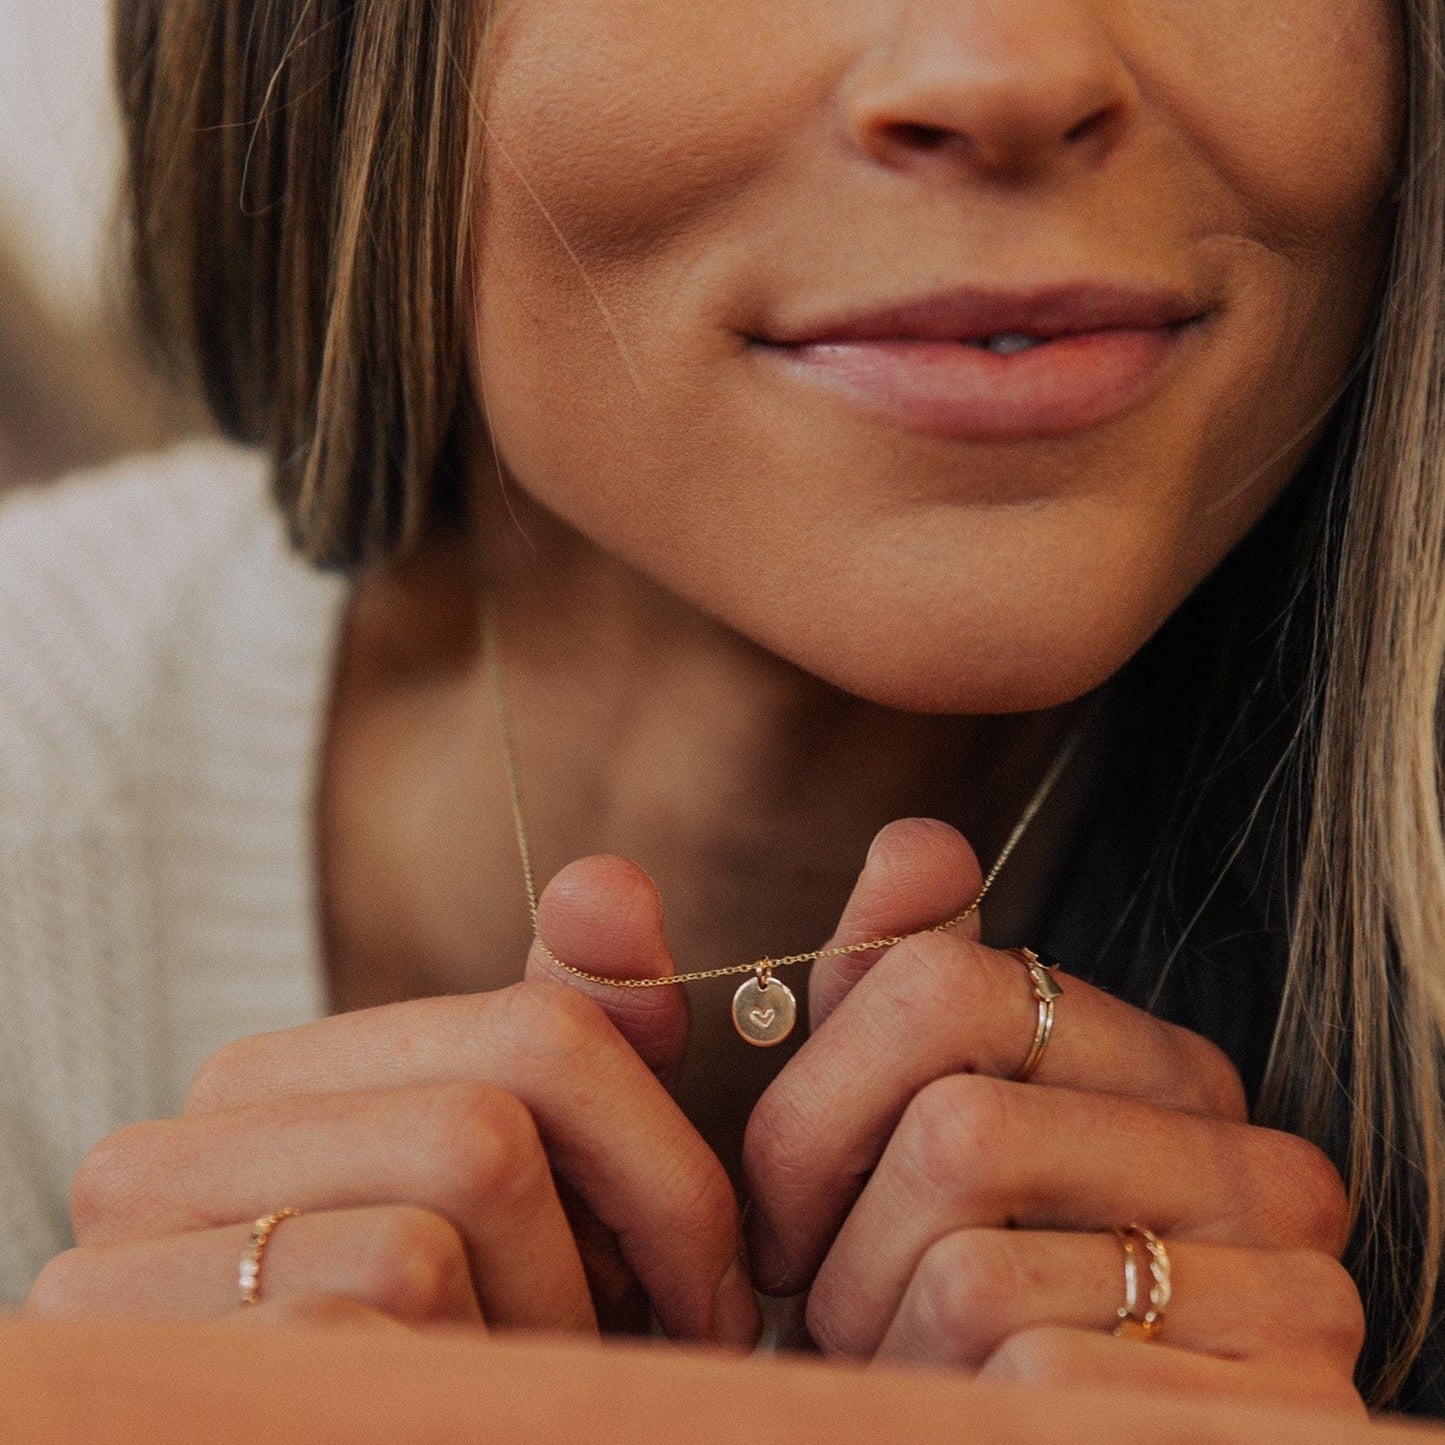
890, 122, 953, 151
1065, 108, 1110, 144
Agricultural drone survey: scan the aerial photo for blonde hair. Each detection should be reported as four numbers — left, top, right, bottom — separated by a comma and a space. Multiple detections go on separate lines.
117, 0, 485, 567
115, 0, 1445, 1406
1260, 1, 1445, 1398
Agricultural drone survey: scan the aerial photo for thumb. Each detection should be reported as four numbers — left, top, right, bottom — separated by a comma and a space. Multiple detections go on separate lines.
808, 817, 984, 1031
524, 854, 690, 1080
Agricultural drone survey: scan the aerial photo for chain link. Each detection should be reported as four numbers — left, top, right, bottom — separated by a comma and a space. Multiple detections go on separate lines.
485, 598, 1089, 990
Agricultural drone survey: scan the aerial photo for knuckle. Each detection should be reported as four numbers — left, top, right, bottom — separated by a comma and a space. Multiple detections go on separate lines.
983, 1326, 1081, 1386
497, 981, 613, 1074
25, 1249, 87, 1316
249, 1293, 391, 1330
909, 1231, 1019, 1361
897, 1073, 1015, 1204
655, 1151, 739, 1252
1279, 1251, 1367, 1363
353, 1206, 472, 1321
70, 1124, 167, 1242
1311, 1378, 1370, 1419
1255, 1132, 1351, 1254
184, 1037, 259, 1115
801, 1270, 853, 1356
1175, 1030, 1248, 1121
744, 1082, 832, 1204
1300, 1371, 1369, 1418
867, 935, 993, 1042
740, 1086, 791, 1180
425, 1084, 547, 1216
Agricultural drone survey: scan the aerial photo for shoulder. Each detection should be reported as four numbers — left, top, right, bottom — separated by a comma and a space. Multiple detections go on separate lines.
0, 440, 339, 799
0, 437, 273, 579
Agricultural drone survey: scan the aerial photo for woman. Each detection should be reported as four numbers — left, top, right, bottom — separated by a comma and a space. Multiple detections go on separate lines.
4, 0, 1439, 1420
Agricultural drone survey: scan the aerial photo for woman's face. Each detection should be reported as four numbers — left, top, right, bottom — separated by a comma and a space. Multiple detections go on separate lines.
469, 0, 1404, 712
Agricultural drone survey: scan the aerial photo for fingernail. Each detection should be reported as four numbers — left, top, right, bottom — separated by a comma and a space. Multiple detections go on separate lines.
866, 817, 951, 866
864, 825, 894, 869
747, 1209, 791, 1296
711, 1256, 761, 1350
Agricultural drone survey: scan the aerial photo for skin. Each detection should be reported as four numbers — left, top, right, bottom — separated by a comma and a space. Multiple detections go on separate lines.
30, 0, 1403, 1418
4, 1317, 1434, 1443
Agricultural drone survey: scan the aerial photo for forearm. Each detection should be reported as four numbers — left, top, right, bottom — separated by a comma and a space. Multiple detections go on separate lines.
0, 1315, 1433, 1443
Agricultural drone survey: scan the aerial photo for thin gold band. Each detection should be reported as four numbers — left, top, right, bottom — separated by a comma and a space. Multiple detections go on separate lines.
238, 1208, 300, 1307
1111, 1223, 1172, 1341
1011, 947, 1063, 1082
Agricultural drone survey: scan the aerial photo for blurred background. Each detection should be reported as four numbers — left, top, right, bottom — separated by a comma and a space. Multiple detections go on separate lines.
0, 0, 187, 490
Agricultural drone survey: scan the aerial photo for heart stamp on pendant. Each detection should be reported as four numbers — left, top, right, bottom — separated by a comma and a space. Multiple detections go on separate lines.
732, 974, 797, 1047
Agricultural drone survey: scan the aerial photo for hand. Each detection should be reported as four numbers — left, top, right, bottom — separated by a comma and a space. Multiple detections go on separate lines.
744, 819, 1365, 1413
28, 857, 760, 1347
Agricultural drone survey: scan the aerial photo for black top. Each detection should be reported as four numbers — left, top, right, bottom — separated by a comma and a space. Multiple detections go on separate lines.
1032, 701, 1444, 1418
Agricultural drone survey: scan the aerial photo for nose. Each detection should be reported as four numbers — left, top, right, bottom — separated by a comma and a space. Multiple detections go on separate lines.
843, 0, 1139, 182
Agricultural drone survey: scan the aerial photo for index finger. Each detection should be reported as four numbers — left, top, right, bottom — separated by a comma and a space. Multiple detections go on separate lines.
185, 977, 755, 1345
745, 930, 1247, 1294
807, 817, 986, 1030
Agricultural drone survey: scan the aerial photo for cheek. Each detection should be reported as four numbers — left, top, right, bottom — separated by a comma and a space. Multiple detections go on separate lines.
482, 0, 1403, 259
466, 0, 1405, 713
1138, 1, 1403, 235
478, 0, 825, 261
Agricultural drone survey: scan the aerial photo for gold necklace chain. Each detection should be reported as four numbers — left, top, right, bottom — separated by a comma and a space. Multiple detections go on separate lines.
483, 597, 1089, 990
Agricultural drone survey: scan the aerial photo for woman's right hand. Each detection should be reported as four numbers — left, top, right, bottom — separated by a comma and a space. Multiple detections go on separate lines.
26, 858, 760, 1347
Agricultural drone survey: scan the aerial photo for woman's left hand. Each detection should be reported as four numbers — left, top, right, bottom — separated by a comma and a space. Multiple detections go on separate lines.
743, 820, 1367, 1415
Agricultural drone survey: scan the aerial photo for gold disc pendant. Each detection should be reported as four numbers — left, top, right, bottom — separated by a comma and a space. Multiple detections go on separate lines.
732, 967, 797, 1047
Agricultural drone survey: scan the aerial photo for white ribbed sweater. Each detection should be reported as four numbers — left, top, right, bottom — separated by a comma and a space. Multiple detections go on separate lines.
0, 443, 347, 1303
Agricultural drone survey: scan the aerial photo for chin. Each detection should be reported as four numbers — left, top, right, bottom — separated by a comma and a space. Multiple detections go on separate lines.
766, 625, 1136, 717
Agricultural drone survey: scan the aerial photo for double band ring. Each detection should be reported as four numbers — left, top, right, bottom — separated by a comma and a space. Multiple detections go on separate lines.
1009, 947, 1064, 1083
1112, 1223, 1172, 1342
238, 1207, 301, 1306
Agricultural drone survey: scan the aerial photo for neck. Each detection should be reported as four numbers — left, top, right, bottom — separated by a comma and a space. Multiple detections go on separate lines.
471, 477, 1095, 966
323, 474, 1104, 1175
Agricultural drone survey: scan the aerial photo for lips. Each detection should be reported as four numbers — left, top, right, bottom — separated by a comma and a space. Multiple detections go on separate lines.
754, 281, 1210, 442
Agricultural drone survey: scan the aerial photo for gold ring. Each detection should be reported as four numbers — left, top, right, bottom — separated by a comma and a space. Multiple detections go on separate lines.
238, 1207, 301, 1306
1010, 948, 1063, 1082
1111, 1223, 1172, 1341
